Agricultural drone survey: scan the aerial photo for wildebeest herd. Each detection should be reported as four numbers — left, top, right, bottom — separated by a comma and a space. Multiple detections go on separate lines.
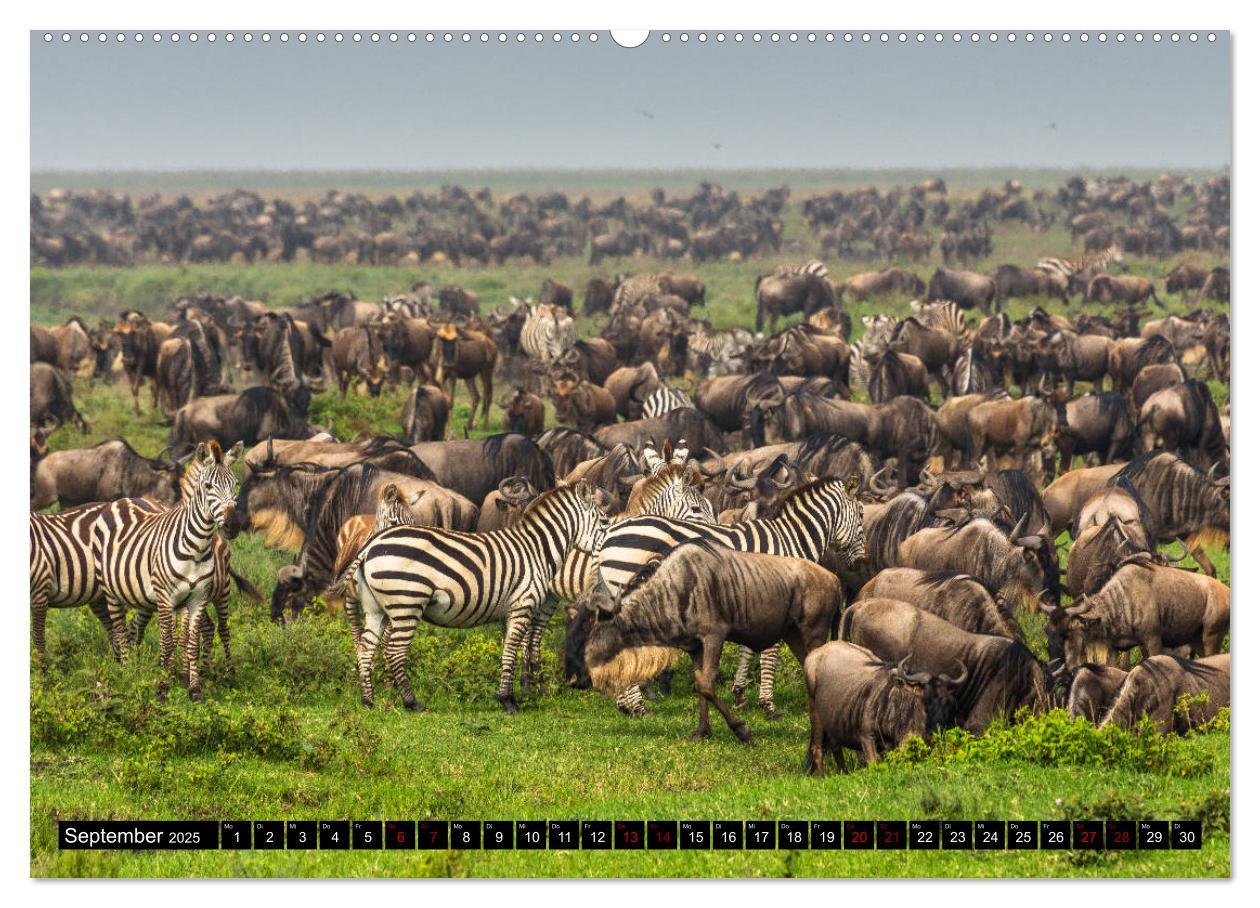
30, 175, 1230, 772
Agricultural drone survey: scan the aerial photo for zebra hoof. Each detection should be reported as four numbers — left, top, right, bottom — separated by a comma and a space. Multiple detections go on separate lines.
732, 690, 748, 710
761, 703, 782, 721
497, 695, 520, 715
403, 700, 427, 713
360, 697, 375, 709
188, 688, 203, 703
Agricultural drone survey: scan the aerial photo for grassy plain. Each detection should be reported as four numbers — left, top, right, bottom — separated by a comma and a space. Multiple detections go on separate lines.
29, 178, 1230, 878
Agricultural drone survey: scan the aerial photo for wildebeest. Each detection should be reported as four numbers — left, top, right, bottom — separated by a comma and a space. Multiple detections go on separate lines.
31, 362, 88, 431
401, 384, 451, 443
840, 268, 925, 302
866, 350, 930, 404
804, 642, 965, 772
378, 314, 434, 384
1046, 558, 1229, 668
554, 337, 618, 387
927, 268, 997, 315
1052, 392, 1135, 475
168, 385, 315, 456
694, 372, 794, 448
857, 569, 1022, 639
112, 311, 172, 414
535, 428, 609, 479
887, 317, 959, 398
504, 387, 546, 436
582, 277, 615, 317
1136, 380, 1226, 469
842, 598, 1048, 732
594, 407, 728, 455
1108, 335, 1176, 393
1101, 653, 1229, 734
991, 264, 1068, 307
965, 394, 1056, 475
603, 362, 663, 421
1064, 663, 1129, 724
896, 517, 1052, 612
1086, 273, 1163, 308
580, 540, 844, 743
474, 477, 539, 533
1163, 263, 1209, 298
329, 325, 389, 397
551, 375, 617, 434
409, 433, 555, 505
1111, 452, 1229, 576
31, 438, 181, 511
1042, 330, 1112, 395
433, 321, 497, 431
1043, 462, 1126, 536
754, 261, 834, 333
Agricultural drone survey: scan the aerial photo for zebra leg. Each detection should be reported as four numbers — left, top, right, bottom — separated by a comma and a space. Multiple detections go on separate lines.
155, 590, 177, 702
212, 598, 231, 665
88, 601, 119, 660
184, 599, 208, 701
522, 599, 559, 694
105, 596, 131, 663
731, 645, 755, 709
496, 605, 533, 714
130, 606, 154, 650
30, 598, 48, 667
342, 592, 365, 649
383, 613, 424, 712
355, 592, 388, 708
615, 685, 650, 717
757, 645, 782, 720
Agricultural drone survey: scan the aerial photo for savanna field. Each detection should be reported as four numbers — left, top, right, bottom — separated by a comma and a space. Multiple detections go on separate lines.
30, 170, 1229, 878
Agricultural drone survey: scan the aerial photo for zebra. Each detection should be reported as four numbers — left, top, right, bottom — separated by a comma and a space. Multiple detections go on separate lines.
611, 273, 667, 315
127, 444, 258, 673
91, 440, 241, 700
910, 299, 968, 338
1037, 244, 1125, 295
593, 477, 867, 718
30, 500, 159, 664
336, 481, 608, 713
640, 385, 692, 420
773, 260, 828, 279
520, 301, 577, 366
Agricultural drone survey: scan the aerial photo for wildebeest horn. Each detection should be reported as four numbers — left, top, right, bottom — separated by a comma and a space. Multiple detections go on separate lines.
1007, 513, 1029, 543
497, 476, 534, 502
265, 436, 275, 464
940, 660, 969, 687
694, 448, 726, 478
892, 655, 933, 685
726, 468, 758, 491
1016, 535, 1043, 550
1064, 597, 1090, 617
869, 463, 897, 495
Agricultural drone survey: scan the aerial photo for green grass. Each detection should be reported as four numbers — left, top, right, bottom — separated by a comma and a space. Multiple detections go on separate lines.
29, 209, 1230, 879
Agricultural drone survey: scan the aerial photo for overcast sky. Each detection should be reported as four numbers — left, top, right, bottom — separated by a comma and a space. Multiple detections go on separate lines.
30, 31, 1230, 171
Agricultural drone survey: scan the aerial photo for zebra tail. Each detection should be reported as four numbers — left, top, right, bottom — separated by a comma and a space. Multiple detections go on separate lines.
230, 568, 265, 604
327, 550, 368, 602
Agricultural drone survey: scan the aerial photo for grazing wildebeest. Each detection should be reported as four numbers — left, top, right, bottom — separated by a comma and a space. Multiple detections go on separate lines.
504, 387, 546, 436
1064, 663, 1129, 724
409, 433, 555, 505
805, 642, 965, 772
329, 325, 389, 397
857, 569, 1022, 639
581, 540, 844, 743
1046, 557, 1229, 669
31, 438, 181, 511
927, 268, 997, 315
1163, 263, 1209, 299
168, 385, 315, 456
30, 362, 88, 431
1052, 392, 1135, 475
401, 384, 451, 443
840, 268, 925, 302
1086, 273, 1163, 308
842, 598, 1049, 732
433, 320, 497, 431
1111, 452, 1229, 576
754, 262, 834, 333
991, 264, 1068, 307
1136, 380, 1226, 469
896, 517, 1053, 613
1101, 653, 1229, 734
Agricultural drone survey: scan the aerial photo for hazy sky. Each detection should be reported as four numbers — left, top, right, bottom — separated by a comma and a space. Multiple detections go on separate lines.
30, 31, 1231, 171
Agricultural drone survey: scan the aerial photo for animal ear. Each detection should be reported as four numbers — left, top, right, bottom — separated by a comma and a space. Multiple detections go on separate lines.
194, 442, 210, 464
574, 479, 593, 504
844, 476, 860, 496
224, 441, 245, 466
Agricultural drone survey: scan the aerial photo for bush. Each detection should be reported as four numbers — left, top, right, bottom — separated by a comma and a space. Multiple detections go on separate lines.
879, 709, 1220, 777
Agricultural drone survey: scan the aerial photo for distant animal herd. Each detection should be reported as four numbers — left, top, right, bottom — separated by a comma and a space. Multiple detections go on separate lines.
30, 174, 1230, 771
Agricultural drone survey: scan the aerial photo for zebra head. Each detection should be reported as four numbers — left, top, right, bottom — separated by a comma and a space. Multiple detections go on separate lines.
561, 480, 609, 557
805, 477, 867, 567
188, 440, 241, 528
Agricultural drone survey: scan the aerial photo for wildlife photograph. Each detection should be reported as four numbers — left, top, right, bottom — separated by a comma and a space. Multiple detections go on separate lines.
27, 27, 1230, 879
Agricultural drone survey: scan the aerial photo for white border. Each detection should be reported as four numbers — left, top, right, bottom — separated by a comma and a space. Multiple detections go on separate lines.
3, 0, 1249, 903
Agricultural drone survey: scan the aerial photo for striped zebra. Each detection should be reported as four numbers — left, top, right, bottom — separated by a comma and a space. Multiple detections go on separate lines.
337, 481, 607, 713
640, 385, 691, 420
773, 260, 828, 279
91, 440, 241, 700
909, 299, 968, 338
611, 273, 668, 315
1037, 244, 1125, 292
30, 500, 159, 664
594, 478, 866, 717
520, 302, 577, 365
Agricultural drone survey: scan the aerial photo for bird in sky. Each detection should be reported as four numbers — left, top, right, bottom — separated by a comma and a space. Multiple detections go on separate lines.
636, 107, 655, 120
712, 142, 723, 150
1048, 122, 1057, 130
